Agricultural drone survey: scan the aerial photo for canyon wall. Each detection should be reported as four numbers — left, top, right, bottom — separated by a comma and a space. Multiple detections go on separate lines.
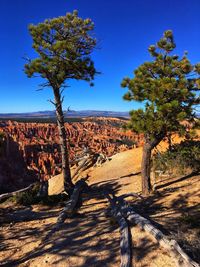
0, 118, 143, 190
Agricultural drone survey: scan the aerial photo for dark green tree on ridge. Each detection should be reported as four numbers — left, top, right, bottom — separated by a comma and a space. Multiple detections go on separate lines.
24, 10, 98, 195
121, 30, 200, 195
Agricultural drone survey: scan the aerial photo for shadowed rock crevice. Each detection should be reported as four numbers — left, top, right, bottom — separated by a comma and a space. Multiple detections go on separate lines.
0, 133, 36, 194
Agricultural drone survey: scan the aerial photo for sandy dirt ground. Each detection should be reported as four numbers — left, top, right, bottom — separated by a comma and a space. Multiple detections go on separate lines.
0, 146, 199, 266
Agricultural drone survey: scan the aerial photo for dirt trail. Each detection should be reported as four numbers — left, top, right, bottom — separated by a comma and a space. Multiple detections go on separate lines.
1, 147, 199, 266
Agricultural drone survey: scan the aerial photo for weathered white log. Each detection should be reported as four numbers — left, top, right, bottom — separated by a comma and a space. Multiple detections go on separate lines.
0, 183, 36, 202
120, 205, 199, 267
57, 179, 87, 224
105, 194, 131, 267
72, 155, 91, 179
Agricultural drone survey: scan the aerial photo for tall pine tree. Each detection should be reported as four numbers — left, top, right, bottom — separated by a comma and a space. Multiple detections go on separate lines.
121, 30, 200, 195
24, 10, 97, 195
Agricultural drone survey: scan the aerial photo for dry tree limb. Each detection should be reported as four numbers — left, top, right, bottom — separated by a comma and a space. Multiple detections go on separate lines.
105, 193, 132, 267
72, 149, 109, 180
72, 155, 91, 179
70, 153, 90, 165
0, 183, 36, 202
118, 201, 199, 267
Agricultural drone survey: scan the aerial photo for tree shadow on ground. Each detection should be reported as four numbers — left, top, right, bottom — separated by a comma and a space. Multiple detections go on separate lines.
88, 170, 200, 264
120, 172, 141, 178
0, 172, 165, 267
0, 198, 120, 267
2, 171, 199, 266
132, 235, 159, 267
155, 171, 199, 190
0, 205, 59, 225
88, 176, 172, 266
131, 173, 200, 263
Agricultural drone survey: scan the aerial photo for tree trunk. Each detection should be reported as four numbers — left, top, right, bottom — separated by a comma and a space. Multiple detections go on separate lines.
53, 87, 74, 195
141, 134, 165, 195
167, 133, 172, 151
141, 142, 152, 195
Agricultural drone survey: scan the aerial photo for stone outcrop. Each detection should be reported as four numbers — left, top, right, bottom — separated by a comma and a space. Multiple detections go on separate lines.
0, 118, 144, 185
0, 130, 37, 193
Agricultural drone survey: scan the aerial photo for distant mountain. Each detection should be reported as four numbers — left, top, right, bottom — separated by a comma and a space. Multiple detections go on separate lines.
0, 110, 130, 119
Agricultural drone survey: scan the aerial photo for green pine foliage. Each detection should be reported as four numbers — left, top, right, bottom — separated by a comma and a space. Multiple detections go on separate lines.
121, 30, 200, 142
24, 10, 97, 88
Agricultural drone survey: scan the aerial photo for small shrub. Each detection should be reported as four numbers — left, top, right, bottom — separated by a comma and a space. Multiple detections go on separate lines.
13, 183, 40, 205
13, 183, 68, 206
154, 140, 200, 176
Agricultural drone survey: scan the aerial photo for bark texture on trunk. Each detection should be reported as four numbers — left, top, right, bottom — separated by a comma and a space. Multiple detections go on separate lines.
141, 134, 164, 196
141, 142, 152, 195
53, 87, 74, 195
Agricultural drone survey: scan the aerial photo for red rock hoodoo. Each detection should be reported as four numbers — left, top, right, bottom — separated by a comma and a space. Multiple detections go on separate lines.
0, 118, 144, 186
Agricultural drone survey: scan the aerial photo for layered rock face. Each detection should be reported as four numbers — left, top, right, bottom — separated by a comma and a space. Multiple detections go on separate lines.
0, 118, 143, 184
0, 129, 37, 193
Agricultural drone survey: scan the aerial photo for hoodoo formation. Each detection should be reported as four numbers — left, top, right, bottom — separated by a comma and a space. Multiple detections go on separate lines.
0, 118, 143, 189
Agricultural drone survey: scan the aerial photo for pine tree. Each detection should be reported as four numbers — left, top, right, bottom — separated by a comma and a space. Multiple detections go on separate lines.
24, 10, 97, 195
121, 30, 200, 195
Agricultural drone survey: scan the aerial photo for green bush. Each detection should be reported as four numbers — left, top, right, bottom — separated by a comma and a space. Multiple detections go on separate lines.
13, 183, 68, 206
13, 183, 40, 205
154, 140, 200, 175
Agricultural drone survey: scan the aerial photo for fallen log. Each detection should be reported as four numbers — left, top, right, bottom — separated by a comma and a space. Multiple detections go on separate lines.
0, 183, 36, 202
118, 200, 199, 267
105, 194, 131, 267
57, 179, 87, 225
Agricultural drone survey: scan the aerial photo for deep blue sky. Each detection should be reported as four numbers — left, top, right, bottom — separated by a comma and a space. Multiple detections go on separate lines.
0, 0, 199, 113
